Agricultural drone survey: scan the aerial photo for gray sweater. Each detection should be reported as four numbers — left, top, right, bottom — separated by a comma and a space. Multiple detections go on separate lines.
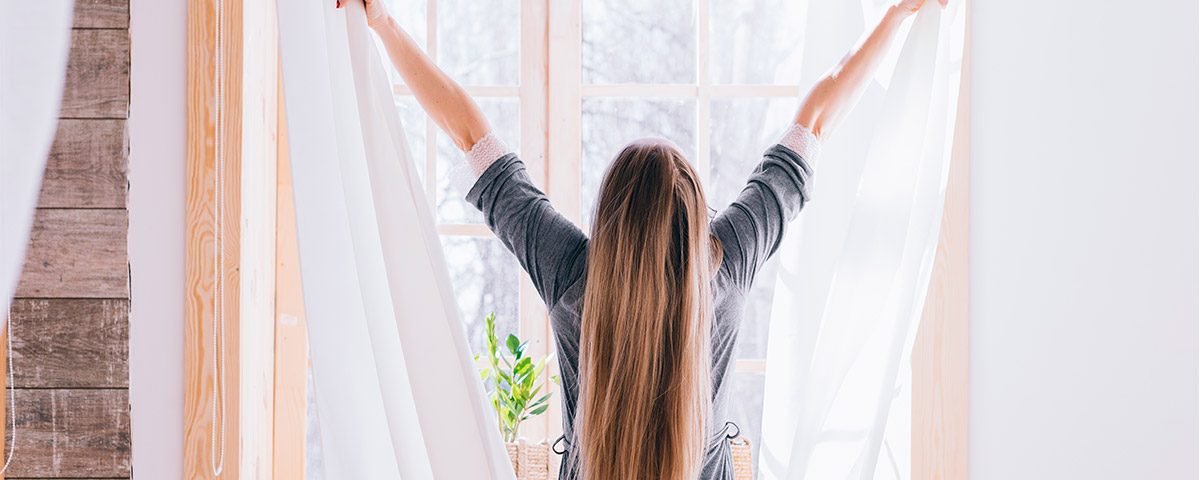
466, 144, 813, 479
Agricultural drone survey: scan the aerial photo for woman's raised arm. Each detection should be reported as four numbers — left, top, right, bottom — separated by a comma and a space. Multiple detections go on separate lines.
348, 0, 491, 151
794, 0, 945, 139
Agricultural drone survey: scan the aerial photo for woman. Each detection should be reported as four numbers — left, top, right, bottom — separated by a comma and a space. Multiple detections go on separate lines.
350, 0, 944, 477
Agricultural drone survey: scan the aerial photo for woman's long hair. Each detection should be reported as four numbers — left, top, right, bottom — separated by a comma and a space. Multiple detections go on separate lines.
576, 139, 719, 480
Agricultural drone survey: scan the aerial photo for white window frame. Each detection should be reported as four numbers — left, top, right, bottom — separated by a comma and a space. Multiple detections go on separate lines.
390, 0, 805, 447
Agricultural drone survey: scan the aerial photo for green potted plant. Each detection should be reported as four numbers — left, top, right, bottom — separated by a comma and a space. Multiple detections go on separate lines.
476, 313, 557, 479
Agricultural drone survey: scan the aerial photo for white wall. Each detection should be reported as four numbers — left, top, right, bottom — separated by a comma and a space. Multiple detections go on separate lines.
970, 1, 1198, 479
128, 0, 186, 477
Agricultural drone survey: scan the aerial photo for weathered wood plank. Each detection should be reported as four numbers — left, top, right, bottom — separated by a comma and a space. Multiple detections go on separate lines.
2, 389, 130, 478
60, 29, 130, 119
14, 210, 129, 299
6, 299, 129, 389
39, 119, 128, 209
74, 0, 129, 29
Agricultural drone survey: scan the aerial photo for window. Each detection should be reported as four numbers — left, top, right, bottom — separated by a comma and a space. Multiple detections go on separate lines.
379, 0, 817, 465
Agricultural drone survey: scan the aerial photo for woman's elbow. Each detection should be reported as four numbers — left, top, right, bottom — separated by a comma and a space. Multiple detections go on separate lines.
444, 115, 492, 152
795, 80, 836, 138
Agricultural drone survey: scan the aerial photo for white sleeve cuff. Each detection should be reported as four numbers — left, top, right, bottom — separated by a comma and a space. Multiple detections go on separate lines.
779, 123, 821, 162
466, 132, 513, 178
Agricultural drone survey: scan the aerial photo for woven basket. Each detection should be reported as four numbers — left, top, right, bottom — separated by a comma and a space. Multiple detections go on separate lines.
730, 435, 753, 480
506, 439, 552, 480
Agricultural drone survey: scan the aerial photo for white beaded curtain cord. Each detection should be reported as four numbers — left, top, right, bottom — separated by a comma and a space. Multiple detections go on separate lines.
210, 0, 228, 475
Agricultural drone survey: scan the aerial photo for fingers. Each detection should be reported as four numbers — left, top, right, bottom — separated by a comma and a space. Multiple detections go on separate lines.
896, 0, 921, 15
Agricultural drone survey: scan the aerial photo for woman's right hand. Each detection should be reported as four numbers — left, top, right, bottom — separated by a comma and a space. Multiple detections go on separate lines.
364, 0, 390, 28
337, 0, 391, 29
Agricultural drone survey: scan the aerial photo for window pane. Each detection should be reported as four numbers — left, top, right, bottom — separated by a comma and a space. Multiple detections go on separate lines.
379, 0, 427, 86
710, 98, 795, 358
709, 0, 806, 85
436, 99, 520, 224
582, 0, 695, 84
393, 96, 428, 183
727, 372, 765, 474
437, 0, 519, 85
708, 98, 795, 210
581, 98, 696, 227
441, 236, 521, 356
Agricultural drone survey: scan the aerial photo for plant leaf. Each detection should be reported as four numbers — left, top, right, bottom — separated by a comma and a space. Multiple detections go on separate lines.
533, 358, 548, 379
514, 357, 533, 376
505, 334, 521, 356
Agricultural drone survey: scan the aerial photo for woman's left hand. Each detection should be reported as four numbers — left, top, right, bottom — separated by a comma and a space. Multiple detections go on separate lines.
896, 0, 947, 15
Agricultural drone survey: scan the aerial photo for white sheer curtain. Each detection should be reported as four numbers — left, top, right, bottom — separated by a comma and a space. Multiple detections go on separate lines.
276, 1, 512, 478
760, 1, 965, 479
0, 1, 75, 327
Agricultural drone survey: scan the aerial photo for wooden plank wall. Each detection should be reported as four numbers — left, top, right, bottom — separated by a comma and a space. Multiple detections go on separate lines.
7, 0, 132, 478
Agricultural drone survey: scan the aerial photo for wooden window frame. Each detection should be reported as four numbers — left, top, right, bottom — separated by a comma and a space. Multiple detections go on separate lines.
183, 0, 278, 477
912, 17, 971, 479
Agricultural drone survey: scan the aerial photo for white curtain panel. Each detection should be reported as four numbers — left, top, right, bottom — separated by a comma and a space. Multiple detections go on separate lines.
760, 1, 965, 479
277, 1, 513, 478
0, 1, 75, 327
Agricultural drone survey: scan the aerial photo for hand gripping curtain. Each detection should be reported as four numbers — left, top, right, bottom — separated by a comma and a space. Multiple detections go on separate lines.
0, 1, 75, 328
760, 1, 965, 479
277, 1, 512, 478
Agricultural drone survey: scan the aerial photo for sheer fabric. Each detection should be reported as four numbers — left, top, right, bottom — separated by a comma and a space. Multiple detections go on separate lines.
760, 2, 965, 479
276, 1, 513, 478
0, 1, 75, 327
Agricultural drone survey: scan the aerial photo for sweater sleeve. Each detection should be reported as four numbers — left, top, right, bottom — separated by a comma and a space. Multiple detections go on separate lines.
711, 125, 817, 290
465, 132, 511, 178
466, 154, 589, 308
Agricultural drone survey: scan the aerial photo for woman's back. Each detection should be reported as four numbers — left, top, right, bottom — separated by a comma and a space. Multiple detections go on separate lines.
467, 138, 815, 479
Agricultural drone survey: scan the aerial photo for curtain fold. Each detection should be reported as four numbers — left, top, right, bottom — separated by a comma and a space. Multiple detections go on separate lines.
760, 2, 965, 479
0, 1, 75, 327
277, 1, 513, 478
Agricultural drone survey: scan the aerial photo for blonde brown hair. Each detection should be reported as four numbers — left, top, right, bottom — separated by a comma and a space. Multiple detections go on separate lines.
576, 139, 719, 479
